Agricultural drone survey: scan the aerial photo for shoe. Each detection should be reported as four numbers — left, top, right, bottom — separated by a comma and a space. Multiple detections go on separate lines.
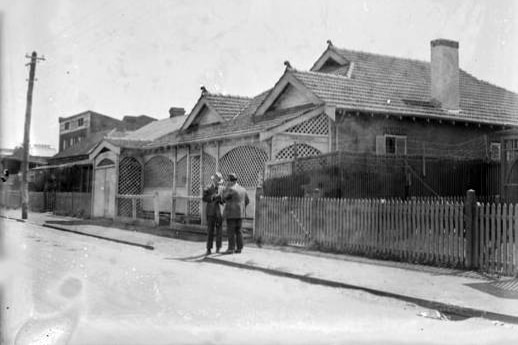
234, 249, 242, 254
205, 249, 212, 255
223, 249, 234, 255
216, 248, 220, 253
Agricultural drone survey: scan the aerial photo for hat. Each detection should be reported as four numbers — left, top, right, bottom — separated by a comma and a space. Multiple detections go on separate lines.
228, 173, 238, 181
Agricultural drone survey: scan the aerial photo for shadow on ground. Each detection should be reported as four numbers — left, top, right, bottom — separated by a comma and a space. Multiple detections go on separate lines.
44, 219, 208, 242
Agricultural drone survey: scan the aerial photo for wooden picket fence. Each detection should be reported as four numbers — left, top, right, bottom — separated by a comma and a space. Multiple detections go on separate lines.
254, 196, 518, 275
476, 203, 518, 275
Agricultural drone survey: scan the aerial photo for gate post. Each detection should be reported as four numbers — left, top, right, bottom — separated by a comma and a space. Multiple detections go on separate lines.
464, 189, 477, 269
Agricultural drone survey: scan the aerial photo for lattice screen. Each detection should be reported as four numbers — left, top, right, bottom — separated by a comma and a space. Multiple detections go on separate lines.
144, 155, 174, 188
118, 157, 143, 217
189, 155, 201, 215
275, 143, 322, 161
295, 155, 328, 173
175, 156, 187, 188
202, 152, 217, 187
285, 114, 329, 135
220, 146, 268, 188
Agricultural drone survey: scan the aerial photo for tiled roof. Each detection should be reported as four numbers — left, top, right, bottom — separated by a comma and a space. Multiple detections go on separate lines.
203, 94, 252, 121
147, 90, 318, 147
301, 47, 518, 126
123, 115, 187, 141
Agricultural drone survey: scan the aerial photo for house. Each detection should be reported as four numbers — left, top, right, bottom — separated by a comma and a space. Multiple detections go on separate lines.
88, 38, 518, 223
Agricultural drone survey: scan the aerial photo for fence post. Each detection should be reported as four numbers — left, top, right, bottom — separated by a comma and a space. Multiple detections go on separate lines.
154, 192, 160, 226
465, 189, 477, 269
170, 194, 176, 226
132, 198, 137, 220
254, 187, 264, 240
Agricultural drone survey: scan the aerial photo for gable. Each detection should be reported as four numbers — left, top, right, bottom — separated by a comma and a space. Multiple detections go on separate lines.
268, 83, 313, 112
181, 97, 226, 131
192, 104, 221, 126
310, 48, 350, 74
317, 58, 344, 73
255, 72, 323, 117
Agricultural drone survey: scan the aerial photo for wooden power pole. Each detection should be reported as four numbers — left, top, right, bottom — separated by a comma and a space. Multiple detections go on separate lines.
21, 51, 44, 219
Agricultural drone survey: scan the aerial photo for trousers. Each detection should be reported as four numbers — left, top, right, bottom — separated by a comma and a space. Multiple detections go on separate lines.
226, 218, 243, 251
206, 216, 222, 250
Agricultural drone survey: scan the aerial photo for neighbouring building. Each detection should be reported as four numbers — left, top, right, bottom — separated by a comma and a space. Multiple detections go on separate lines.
58, 110, 156, 152
27, 110, 158, 215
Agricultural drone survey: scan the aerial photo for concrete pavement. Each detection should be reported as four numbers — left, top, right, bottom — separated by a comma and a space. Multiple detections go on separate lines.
2, 208, 518, 325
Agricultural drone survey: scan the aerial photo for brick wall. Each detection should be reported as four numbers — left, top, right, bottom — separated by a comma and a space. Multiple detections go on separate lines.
335, 113, 493, 158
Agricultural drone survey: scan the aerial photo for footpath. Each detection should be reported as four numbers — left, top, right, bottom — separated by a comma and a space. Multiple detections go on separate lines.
2, 208, 518, 325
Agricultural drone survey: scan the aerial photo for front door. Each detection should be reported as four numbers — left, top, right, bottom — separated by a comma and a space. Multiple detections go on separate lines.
93, 164, 116, 218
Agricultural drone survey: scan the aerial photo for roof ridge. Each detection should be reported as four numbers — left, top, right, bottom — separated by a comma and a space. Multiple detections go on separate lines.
290, 68, 356, 81
205, 93, 252, 100
331, 46, 429, 66
460, 69, 518, 96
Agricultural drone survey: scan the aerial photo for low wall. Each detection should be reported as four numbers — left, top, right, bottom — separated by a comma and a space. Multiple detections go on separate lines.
0, 190, 44, 211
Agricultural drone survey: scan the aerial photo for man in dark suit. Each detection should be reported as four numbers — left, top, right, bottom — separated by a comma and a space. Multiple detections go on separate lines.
202, 172, 224, 255
222, 173, 249, 254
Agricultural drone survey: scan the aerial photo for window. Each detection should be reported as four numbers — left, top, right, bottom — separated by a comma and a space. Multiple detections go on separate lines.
78, 118, 84, 127
376, 135, 407, 156
62, 140, 67, 150
490, 142, 501, 161
64, 122, 70, 130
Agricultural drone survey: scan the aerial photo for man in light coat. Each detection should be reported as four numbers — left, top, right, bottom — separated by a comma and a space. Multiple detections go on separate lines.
222, 173, 249, 254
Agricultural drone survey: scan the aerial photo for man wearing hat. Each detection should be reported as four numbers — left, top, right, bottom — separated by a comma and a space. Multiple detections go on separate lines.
222, 172, 249, 254
202, 172, 224, 255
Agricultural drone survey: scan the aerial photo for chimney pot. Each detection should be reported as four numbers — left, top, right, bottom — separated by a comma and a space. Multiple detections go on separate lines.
430, 39, 460, 111
169, 107, 186, 118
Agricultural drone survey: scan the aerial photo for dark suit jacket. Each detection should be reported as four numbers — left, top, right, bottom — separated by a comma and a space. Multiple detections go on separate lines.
222, 183, 249, 219
202, 183, 223, 218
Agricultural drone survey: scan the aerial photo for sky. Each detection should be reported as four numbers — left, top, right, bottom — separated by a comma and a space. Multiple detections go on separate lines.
0, 0, 517, 150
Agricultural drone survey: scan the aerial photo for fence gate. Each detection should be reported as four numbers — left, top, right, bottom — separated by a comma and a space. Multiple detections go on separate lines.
502, 135, 518, 203
189, 155, 201, 216
44, 190, 56, 212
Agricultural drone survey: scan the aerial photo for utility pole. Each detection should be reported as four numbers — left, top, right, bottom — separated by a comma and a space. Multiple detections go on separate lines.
21, 51, 44, 219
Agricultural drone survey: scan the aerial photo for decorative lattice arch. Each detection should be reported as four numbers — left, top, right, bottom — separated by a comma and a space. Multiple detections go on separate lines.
220, 146, 268, 188
97, 158, 115, 167
118, 157, 143, 217
275, 143, 322, 161
144, 156, 174, 188
175, 156, 187, 188
285, 114, 329, 135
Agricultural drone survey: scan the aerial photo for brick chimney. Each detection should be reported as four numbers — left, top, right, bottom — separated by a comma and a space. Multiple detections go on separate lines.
169, 107, 186, 118
430, 39, 460, 111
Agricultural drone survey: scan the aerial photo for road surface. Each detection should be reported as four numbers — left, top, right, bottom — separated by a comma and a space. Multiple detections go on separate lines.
1, 218, 517, 344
